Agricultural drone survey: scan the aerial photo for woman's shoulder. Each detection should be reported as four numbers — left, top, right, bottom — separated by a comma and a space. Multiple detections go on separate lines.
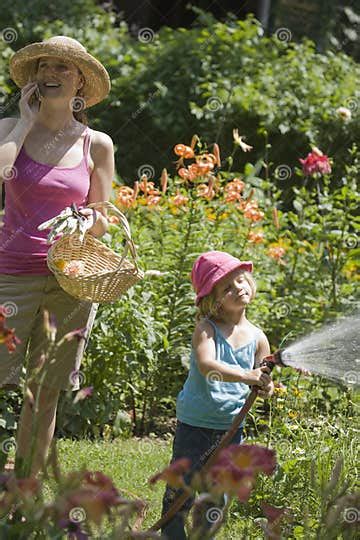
87, 126, 114, 148
0, 117, 18, 137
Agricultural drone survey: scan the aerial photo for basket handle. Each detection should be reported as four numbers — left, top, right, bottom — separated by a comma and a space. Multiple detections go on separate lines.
86, 201, 139, 271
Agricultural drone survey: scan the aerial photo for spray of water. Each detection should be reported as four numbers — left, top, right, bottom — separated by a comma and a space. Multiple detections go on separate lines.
280, 315, 360, 387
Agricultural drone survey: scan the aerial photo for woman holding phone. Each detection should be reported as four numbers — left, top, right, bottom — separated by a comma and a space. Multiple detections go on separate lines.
0, 36, 114, 476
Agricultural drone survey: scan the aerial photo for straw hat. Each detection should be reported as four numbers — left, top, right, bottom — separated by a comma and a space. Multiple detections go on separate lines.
10, 36, 111, 108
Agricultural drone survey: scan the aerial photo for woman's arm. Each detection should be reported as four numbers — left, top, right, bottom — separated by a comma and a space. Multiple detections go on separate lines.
193, 320, 270, 386
0, 118, 32, 185
0, 83, 42, 183
84, 131, 115, 238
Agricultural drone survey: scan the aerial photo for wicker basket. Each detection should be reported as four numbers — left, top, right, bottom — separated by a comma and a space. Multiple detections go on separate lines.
47, 201, 144, 303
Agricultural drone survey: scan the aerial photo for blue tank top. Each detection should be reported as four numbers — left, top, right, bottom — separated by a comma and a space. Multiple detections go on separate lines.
176, 319, 258, 430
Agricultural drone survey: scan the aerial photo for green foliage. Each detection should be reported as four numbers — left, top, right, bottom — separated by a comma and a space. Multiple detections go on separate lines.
1, 9, 359, 192
54, 136, 360, 439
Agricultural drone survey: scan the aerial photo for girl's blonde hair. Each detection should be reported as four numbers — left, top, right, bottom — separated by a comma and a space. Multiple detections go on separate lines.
196, 271, 256, 321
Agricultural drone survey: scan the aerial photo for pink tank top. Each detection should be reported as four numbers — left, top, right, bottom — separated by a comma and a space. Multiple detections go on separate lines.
0, 126, 92, 275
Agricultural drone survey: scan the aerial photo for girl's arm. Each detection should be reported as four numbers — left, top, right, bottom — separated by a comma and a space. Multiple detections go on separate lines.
193, 320, 270, 386
254, 331, 274, 398
81, 131, 115, 238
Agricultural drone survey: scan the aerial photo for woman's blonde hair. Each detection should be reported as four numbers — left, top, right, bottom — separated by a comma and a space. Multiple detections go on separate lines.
196, 270, 256, 321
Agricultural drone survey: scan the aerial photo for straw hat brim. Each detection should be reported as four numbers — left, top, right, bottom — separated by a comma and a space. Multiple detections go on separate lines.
10, 42, 111, 109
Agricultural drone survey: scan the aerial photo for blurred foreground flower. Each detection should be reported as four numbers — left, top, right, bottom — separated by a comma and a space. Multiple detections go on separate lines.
299, 147, 332, 176
149, 458, 191, 489
0, 306, 21, 353
208, 444, 276, 502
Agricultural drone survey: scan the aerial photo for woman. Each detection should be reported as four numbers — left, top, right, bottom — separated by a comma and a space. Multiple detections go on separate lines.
0, 36, 114, 476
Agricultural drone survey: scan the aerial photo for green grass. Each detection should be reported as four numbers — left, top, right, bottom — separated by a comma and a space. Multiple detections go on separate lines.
43, 411, 358, 540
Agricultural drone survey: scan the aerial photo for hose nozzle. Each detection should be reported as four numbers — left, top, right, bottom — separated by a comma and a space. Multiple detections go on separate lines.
260, 349, 285, 371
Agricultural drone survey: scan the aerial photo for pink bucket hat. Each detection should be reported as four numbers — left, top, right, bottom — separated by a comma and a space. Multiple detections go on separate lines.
191, 251, 253, 305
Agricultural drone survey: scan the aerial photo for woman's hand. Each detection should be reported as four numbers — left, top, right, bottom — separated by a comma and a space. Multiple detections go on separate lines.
19, 82, 41, 127
78, 207, 98, 227
78, 207, 108, 238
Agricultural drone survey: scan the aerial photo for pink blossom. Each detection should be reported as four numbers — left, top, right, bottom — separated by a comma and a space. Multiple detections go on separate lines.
299, 148, 332, 176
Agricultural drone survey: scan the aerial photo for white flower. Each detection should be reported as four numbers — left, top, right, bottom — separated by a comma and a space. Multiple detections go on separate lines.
233, 128, 253, 152
144, 269, 167, 277
336, 107, 352, 121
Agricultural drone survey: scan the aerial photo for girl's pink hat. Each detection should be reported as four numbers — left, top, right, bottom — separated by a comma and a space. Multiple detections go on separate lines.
191, 251, 253, 305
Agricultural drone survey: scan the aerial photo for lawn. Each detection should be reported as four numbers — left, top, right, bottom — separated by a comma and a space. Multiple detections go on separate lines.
44, 395, 358, 540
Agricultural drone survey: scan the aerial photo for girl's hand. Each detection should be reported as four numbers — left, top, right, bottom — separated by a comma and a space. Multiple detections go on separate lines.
257, 378, 275, 398
243, 366, 271, 387
19, 82, 41, 127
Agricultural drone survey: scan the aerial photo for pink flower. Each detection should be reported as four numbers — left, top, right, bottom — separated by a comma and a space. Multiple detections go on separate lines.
260, 502, 290, 539
299, 147, 332, 176
64, 260, 85, 277
149, 458, 191, 489
208, 444, 276, 502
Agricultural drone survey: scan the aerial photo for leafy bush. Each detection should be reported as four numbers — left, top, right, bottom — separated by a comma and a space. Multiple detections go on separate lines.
55, 134, 360, 438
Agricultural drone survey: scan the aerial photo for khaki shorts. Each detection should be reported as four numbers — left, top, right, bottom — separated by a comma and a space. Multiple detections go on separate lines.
0, 273, 97, 391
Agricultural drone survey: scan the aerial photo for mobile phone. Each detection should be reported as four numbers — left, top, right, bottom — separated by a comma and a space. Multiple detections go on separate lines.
29, 84, 41, 107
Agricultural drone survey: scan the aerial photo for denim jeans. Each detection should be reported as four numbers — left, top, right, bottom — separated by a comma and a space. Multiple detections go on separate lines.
161, 420, 243, 540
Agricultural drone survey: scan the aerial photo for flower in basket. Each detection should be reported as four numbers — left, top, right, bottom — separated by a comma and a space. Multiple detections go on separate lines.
63, 260, 86, 277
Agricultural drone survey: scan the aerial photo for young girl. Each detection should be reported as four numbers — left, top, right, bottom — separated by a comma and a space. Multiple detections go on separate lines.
0, 36, 114, 476
161, 250, 274, 539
